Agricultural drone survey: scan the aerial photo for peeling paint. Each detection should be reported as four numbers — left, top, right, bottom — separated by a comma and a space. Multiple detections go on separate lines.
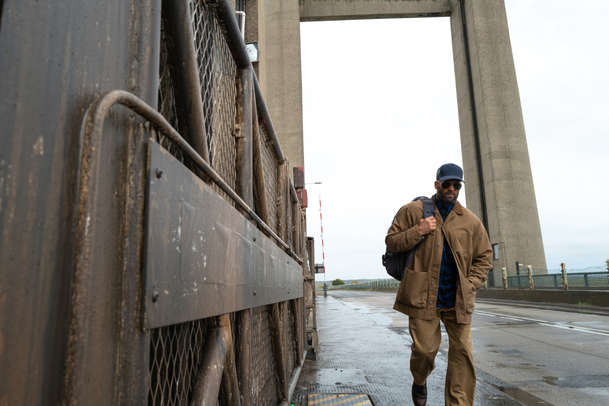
32, 136, 44, 156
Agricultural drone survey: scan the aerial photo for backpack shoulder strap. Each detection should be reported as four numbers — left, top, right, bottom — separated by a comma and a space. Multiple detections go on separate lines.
421, 197, 435, 218
413, 196, 435, 219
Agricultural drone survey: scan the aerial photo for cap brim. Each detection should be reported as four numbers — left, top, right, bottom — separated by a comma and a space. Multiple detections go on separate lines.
438, 176, 464, 182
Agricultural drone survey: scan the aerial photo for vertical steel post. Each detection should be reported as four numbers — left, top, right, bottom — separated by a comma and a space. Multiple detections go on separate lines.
236, 68, 254, 206
277, 161, 288, 239
163, 0, 210, 163
271, 303, 288, 400
584, 273, 589, 288
553, 274, 558, 289
235, 68, 254, 406
251, 92, 269, 223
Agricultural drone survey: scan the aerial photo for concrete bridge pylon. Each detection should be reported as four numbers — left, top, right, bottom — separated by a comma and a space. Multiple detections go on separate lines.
246, 0, 547, 283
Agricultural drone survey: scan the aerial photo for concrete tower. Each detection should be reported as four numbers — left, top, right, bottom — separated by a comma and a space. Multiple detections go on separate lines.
245, 0, 547, 285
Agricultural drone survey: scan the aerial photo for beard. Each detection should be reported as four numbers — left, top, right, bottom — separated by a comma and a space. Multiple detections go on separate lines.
436, 188, 459, 204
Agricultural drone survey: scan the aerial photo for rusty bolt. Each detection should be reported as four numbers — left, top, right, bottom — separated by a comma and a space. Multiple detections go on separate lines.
152, 290, 160, 302
155, 168, 163, 179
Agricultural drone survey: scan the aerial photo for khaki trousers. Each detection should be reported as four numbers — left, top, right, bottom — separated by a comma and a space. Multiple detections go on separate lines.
408, 309, 475, 406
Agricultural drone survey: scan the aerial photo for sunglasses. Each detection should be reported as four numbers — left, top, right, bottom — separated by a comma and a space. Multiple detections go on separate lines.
441, 180, 462, 190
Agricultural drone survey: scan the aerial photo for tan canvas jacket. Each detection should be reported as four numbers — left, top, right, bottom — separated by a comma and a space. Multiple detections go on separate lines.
385, 198, 492, 324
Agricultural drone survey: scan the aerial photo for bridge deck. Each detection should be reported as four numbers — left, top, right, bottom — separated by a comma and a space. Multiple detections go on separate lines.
293, 290, 609, 405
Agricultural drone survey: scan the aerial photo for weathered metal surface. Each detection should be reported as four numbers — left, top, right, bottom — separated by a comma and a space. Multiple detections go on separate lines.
145, 141, 303, 328
0, 1, 159, 405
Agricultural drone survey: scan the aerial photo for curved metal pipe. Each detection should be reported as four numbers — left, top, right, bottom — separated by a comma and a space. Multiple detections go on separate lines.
191, 328, 228, 406
88, 89, 302, 263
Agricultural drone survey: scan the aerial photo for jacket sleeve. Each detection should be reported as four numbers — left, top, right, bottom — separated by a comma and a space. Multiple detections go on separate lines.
467, 221, 493, 289
385, 205, 424, 253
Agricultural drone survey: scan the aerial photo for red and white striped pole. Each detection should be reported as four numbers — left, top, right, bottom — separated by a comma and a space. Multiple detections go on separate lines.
319, 194, 326, 281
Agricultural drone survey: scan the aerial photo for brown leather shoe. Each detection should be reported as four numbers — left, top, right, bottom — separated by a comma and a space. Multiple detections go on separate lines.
412, 383, 427, 406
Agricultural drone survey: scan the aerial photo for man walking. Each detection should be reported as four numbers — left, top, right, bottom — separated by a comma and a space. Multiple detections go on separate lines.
385, 163, 492, 406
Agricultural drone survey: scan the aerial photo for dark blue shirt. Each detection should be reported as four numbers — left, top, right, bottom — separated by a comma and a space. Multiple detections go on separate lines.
434, 195, 458, 309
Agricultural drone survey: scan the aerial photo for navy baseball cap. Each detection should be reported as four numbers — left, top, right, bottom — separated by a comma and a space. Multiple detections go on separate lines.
436, 163, 464, 182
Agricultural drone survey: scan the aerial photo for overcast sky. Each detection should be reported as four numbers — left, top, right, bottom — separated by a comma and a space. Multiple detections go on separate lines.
300, 0, 609, 280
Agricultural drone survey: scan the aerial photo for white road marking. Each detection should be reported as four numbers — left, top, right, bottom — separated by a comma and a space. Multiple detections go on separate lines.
475, 310, 609, 337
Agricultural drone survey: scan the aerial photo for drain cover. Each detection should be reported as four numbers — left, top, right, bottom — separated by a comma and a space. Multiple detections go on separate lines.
307, 393, 373, 406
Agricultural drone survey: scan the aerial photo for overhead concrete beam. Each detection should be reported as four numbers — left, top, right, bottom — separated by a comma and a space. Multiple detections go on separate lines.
299, 0, 452, 21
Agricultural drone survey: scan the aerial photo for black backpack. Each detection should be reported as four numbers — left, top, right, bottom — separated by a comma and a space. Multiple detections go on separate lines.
382, 196, 435, 281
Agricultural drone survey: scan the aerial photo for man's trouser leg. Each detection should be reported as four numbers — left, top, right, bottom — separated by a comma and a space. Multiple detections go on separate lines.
441, 311, 475, 406
408, 316, 441, 386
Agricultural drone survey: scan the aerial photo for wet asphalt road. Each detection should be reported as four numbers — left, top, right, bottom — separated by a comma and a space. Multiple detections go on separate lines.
294, 290, 609, 406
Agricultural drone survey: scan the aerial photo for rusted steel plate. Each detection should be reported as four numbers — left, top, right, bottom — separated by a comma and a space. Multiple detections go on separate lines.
145, 141, 302, 328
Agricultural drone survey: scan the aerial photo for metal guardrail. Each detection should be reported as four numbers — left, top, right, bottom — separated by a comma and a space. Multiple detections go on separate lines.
508, 272, 609, 290
332, 279, 401, 290
331, 271, 609, 292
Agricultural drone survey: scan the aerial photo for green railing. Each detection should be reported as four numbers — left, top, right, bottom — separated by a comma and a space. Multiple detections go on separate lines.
507, 272, 609, 289
328, 271, 609, 292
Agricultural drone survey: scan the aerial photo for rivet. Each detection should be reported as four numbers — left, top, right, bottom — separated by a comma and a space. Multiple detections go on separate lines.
155, 168, 163, 179
152, 290, 160, 302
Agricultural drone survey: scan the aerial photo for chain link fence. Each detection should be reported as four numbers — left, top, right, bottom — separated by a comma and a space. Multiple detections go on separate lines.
149, 319, 212, 406
259, 125, 279, 232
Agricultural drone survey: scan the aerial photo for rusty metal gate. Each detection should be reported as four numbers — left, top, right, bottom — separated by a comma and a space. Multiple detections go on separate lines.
0, 0, 317, 405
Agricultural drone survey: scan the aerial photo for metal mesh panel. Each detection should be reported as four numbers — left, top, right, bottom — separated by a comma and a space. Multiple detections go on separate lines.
286, 302, 296, 376
157, 19, 185, 162
191, 0, 238, 195
286, 199, 293, 249
563, 272, 609, 288
148, 319, 211, 406
531, 274, 562, 288
251, 306, 280, 405
260, 124, 278, 232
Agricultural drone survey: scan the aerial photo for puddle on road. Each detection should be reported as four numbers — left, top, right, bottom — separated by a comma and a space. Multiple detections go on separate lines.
542, 374, 609, 388
307, 367, 369, 386
489, 348, 522, 356
489, 383, 553, 405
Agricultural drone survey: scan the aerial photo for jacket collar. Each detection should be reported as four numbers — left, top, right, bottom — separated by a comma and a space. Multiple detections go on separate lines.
432, 195, 464, 215
452, 200, 464, 215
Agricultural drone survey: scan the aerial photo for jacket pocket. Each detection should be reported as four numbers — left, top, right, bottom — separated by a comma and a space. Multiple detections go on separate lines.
463, 278, 476, 313
402, 270, 428, 308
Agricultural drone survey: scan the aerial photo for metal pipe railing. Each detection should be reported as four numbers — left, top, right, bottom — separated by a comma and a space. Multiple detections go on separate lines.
215, 0, 287, 164
83, 90, 302, 264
